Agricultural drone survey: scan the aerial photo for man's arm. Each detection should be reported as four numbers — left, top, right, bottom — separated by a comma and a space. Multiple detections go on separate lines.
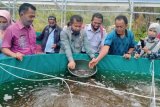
2, 48, 16, 58
1, 27, 24, 60
89, 45, 110, 68
89, 32, 113, 68
123, 30, 135, 59
60, 30, 74, 62
1, 48, 24, 61
60, 30, 76, 69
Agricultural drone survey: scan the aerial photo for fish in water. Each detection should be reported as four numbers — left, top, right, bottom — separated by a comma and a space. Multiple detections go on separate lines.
71, 69, 93, 76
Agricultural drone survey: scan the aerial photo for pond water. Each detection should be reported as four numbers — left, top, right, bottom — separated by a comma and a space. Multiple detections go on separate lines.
0, 71, 160, 107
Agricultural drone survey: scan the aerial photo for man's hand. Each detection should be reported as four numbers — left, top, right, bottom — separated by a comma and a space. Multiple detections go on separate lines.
68, 60, 76, 69
134, 53, 140, 59
15, 52, 24, 61
89, 58, 98, 69
52, 44, 57, 49
123, 53, 131, 59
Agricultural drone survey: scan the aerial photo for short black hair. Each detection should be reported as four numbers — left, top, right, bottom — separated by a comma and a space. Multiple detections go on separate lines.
91, 13, 103, 22
48, 16, 56, 21
19, 3, 36, 15
70, 15, 83, 25
115, 15, 128, 25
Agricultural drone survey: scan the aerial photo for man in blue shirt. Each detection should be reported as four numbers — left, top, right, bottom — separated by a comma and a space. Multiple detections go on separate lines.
89, 15, 135, 68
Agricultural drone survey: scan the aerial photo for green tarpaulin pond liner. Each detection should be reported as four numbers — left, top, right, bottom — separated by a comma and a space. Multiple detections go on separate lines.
0, 54, 160, 106
0, 54, 160, 84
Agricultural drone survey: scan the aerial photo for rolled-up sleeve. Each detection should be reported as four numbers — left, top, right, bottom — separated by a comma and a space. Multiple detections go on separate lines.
129, 32, 136, 48
104, 33, 113, 46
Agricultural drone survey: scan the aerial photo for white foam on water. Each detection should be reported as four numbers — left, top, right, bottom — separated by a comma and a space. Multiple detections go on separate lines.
60, 74, 64, 76
17, 92, 22, 95
13, 88, 19, 90
3, 94, 12, 101
0, 104, 2, 107
22, 88, 27, 90
51, 93, 59, 96
28, 86, 33, 88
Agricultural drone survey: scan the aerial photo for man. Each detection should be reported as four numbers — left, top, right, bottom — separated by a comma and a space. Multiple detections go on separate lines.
60, 15, 95, 69
37, 16, 62, 53
83, 13, 106, 53
89, 15, 135, 68
1, 3, 36, 61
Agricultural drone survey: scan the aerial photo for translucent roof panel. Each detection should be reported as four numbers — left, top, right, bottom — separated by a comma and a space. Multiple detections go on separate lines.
56, 0, 160, 3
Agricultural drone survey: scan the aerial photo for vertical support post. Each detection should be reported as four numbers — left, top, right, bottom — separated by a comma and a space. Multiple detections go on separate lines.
128, 0, 134, 30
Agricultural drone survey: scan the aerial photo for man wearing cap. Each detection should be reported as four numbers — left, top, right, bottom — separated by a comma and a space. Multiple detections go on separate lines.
1, 3, 37, 61
37, 16, 62, 53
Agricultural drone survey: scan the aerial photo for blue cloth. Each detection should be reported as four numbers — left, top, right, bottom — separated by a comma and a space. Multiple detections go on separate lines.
44, 30, 55, 53
104, 29, 135, 55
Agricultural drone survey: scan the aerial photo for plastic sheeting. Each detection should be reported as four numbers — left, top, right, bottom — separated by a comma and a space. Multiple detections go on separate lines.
0, 54, 160, 84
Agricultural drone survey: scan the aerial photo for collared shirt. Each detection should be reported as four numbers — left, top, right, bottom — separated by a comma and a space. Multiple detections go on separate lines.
44, 29, 55, 53
60, 27, 95, 61
84, 24, 106, 53
2, 20, 36, 55
104, 29, 135, 55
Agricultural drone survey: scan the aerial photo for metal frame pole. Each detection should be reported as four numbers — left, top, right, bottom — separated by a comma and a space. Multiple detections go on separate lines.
128, 0, 134, 30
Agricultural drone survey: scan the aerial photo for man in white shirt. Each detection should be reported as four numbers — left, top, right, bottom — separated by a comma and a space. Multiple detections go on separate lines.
83, 13, 106, 53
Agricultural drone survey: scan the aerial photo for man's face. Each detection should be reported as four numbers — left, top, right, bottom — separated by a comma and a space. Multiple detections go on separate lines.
21, 8, 36, 27
91, 17, 102, 31
115, 19, 127, 35
48, 19, 56, 27
71, 20, 83, 32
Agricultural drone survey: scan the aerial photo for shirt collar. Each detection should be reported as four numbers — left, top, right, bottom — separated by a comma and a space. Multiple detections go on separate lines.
115, 29, 128, 37
87, 24, 100, 33
17, 20, 32, 30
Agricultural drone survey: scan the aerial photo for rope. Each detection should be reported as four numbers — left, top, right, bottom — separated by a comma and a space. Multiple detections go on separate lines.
149, 60, 156, 107
0, 65, 73, 102
0, 63, 160, 102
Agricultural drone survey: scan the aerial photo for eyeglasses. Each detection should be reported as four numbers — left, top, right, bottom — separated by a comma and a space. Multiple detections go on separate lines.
48, 18, 56, 20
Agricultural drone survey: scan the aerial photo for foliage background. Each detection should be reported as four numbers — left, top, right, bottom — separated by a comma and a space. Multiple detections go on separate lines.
1, 3, 160, 42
